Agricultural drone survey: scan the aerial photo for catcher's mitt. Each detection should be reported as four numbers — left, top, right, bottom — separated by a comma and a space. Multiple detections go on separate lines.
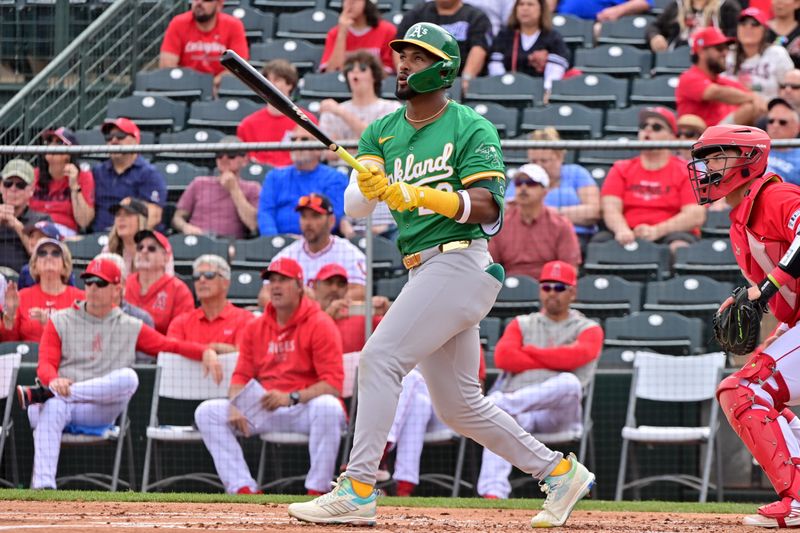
713, 286, 765, 355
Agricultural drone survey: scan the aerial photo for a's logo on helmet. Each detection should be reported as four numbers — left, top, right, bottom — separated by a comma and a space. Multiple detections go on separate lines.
408, 24, 428, 39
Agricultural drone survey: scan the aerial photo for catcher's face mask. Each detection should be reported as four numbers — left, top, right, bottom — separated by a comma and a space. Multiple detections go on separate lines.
688, 145, 756, 205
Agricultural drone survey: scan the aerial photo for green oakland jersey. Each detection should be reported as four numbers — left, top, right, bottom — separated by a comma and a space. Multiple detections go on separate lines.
357, 101, 506, 255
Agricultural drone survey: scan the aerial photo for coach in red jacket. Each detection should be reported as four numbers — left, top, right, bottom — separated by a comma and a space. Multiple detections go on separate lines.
194, 257, 345, 495
476, 260, 604, 499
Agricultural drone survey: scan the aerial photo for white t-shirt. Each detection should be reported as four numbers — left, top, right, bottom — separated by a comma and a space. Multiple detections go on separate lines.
729, 45, 794, 100
274, 236, 367, 286
319, 99, 401, 142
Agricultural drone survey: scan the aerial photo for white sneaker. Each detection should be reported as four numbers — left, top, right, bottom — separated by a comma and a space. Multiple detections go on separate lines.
288, 474, 378, 525
742, 498, 800, 528
530, 453, 595, 528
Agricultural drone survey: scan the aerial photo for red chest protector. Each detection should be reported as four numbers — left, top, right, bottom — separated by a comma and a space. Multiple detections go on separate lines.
729, 173, 800, 326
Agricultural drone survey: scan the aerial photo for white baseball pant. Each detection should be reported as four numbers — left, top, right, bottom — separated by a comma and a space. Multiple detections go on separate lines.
27, 368, 139, 489
194, 395, 345, 493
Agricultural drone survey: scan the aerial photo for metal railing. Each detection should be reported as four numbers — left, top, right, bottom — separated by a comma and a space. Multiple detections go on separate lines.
0, 0, 184, 147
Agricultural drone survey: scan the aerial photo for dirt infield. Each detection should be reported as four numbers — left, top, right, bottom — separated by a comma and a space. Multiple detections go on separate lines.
0, 500, 764, 532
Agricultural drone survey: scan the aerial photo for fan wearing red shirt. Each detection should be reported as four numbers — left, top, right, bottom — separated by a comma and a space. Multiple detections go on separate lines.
125, 230, 194, 335
236, 60, 318, 167
598, 107, 706, 254
676, 26, 767, 126
320, 0, 397, 73
167, 254, 254, 353
194, 257, 345, 495
159, 0, 249, 89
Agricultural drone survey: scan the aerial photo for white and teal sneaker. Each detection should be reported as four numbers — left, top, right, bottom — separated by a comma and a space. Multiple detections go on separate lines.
530, 453, 595, 528
287, 474, 378, 525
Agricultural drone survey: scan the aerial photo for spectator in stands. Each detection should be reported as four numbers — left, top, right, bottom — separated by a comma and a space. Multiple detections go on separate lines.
271, 194, 367, 300
194, 257, 345, 496
766, 97, 800, 184
125, 230, 194, 335
557, 0, 651, 21
321, 0, 397, 73
466, 0, 516, 36
477, 260, 603, 499
396, 0, 493, 89
173, 136, 260, 239
159, 0, 249, 93
769, 0, 800, 67
1, 238, 83, 342
676, 26, 767, 126
30, 128, 94, 237
319, 51, 401, 144
525, 128, 600, 251
92, 118, 167, 232
779, 69, 800, 109
237, 60, 314, 167
257, 133, 348, 236
0, 273, 5, 311
487, 0, 570, 93
598, 107, 706, 254
0, 159, 49, 274
16, 256, 221, 490
17, 222, 76, 290
647, 0, 740, 52
675, 114, 708, 160
730, 7, 794, 100
103, 198, 150, 277
489, 163, 581, 279
168, 254, 254, 352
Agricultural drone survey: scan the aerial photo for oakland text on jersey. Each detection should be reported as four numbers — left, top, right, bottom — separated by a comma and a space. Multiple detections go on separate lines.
387, 143, 454, 185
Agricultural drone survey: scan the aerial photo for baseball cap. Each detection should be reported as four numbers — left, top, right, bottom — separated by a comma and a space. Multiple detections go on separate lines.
739, 6, 770, 26
315, 263, 348, 282
41, 127, 78, 146
511, 164, 549, 188
539, 260, 577, 286
768, 97, 796, 111
134, 229, 172, 256
32, 238, 67, 258
639, 106, 677, 135
261, 257, 304, 281
81, 257, 122, 284
1, 159, 35, 185
24, 220, 63, 241
109, 197, 149, 218
295, 192, 334, 215
101, 117, 141, 143
677, 114, 707, 134
691, 26, 734, 54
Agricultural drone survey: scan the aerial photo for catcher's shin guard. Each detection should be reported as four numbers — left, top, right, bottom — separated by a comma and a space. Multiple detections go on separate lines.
717, 354, 800, 500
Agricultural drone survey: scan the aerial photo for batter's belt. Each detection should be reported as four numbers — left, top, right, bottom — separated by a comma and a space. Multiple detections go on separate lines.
402, 240, 471, 269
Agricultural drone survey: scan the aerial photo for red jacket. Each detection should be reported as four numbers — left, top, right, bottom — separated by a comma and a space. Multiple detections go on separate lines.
125, 273, 195, 334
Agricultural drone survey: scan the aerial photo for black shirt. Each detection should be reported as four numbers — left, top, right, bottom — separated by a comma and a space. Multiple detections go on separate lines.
0, 206, 49, 273
489, 26, 571, 76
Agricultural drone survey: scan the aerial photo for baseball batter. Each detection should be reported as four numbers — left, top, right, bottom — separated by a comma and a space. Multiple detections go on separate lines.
288, 22, 594, 527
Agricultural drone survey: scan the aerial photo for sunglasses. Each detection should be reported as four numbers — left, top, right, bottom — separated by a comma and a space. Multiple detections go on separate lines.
297, 194, 326, 209
541, 282, 569, 293
83, 276, 110, 288
290, 136, 314, 142
639, 121, 666, 132
677, 129, 701, 138
136, 244, 160, 253
780, 83, 800, 90
36, 247, 63, 258
2, 179, 27, 190
217, 152, 245, 159
193, 271, 220, 281
769, 118, 790, 126
344, 62, 370, 73
104, 131, 130, 142
513, 177, 544, 188
738, 18, 761, 27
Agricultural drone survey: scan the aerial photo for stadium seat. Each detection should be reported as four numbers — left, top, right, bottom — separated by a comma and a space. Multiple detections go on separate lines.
463, 72, 544, 108
217, 75, 260, 101
385, 10, 406, 26
168, 234, 230, 275
629, 75, 679, 106
375, 274, 408, 301
604, 311, 705, 355
250, 38, 324, 72
597, 347, 636, 369
253, 0, 325, 11
551, 14, 594, 48
187, 98, 262, 132
241, 161, 274, 183
298, 71, 351, 100
224, 5, 275, 41
468, 103, 520, 138
520, 103, 603, 139
701, 208, 732, 237
141, 352, 239, 492
66, 232, 109, 267
616, 351, 725, 502
673, 238, 742, 281
157, 128, 227, 165
643, 275, 733, 318
583, 239, 671, 281
0, 353, 20, 488
651, 0, 672, 13
492, 275, 539, 317
577, 135, 639, 165
329, 0, 403, 10
275, 7, 338, 42
585, 164, 612, 186
154, 161, 210, 199
232, 234, 297, 272
572, 275, 643, 319
0, 341, 38, 363
133, 68, 213, 102
549, 74, 629, 108
605, 104, 662, 135
227, 270, 263, 306
653, 46, 691, 75
479, 316, 502, 356
572, 44, 653, 77
349, 235, 404, 278
106, 94, 187, 132
596, 15, 655, 46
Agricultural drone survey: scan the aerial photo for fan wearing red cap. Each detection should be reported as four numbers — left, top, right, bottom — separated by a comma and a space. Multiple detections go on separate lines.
16, 254, 222, 490
194, 255, 346, 496
598, 105, 706, 255
124, 230, 194, 335
676, 25, 768, 127
476, 260, 603, 499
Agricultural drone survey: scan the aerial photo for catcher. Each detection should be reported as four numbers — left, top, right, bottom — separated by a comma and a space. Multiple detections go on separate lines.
690, 124, 800, 528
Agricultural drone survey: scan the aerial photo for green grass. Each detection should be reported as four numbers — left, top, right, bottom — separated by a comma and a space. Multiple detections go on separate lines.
0, 488, 759, 514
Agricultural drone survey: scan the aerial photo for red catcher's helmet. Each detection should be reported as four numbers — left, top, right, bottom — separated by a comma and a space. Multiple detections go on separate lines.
688, 124, 771, 205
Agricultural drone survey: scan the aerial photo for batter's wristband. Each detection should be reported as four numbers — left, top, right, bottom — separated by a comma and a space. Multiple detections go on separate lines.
455, 190, 471, 224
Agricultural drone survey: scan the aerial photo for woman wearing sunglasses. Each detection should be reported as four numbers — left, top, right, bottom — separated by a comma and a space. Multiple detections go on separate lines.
103, 197, 150, 277
320, 0, 397, 74
1, 238, 84, 342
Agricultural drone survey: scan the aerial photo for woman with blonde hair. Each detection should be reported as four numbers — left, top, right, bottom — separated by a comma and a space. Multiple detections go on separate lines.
103, 197, 149, 276
647, 0, 741, 51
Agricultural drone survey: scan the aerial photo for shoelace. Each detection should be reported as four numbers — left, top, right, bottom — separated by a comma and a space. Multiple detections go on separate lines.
539, 476, 564, 508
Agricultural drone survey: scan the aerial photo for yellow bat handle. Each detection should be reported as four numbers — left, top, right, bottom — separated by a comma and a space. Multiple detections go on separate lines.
334, 146, 369, 174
